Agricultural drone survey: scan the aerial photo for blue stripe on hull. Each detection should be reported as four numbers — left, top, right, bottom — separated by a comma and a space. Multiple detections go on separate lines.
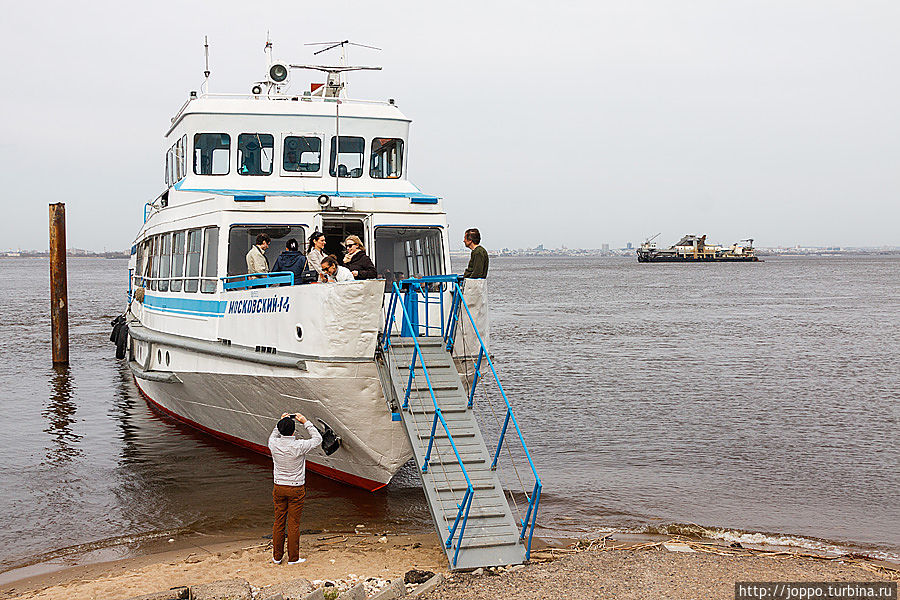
143, 295, 227, 317
172, 180, 439, 202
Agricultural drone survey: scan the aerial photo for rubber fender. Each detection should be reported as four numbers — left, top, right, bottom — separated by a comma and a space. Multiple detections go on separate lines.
115, 323, 128, 359
110, 315, 125, 343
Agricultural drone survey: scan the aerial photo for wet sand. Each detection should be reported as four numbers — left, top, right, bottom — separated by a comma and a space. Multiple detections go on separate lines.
1, 532, 446, 600
3, 533, 896, 600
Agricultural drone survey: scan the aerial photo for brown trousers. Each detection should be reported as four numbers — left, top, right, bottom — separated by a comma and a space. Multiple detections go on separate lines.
272, 484, 306, 562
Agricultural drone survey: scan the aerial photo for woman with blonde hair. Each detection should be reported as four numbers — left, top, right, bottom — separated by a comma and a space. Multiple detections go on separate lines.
342, 235, 376, 280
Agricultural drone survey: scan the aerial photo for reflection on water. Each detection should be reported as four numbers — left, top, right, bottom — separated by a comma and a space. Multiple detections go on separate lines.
43, 365, 82, 465
0, 256, 898, 576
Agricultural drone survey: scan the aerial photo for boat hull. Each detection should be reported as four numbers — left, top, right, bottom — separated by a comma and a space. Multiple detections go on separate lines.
127, 351, 414, 491
637, 252, 759, 262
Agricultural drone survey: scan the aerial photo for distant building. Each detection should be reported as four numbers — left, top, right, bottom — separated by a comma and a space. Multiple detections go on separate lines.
626, 242, 633, 249
601, 243, 610, 252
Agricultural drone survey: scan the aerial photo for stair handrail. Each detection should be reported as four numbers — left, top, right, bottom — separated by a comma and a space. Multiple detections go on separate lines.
382, 280, 475, 567
450, 281, 543, 561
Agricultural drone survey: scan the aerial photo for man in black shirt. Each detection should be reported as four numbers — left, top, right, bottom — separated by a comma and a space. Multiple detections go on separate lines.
463, 228, 488, 279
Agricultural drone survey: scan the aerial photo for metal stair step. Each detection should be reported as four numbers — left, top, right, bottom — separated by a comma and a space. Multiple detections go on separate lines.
433, 481, 497, 492
417, 431, 476, 439
452, 537, 521, 550
407, 405, 467, 415
439, 507, 509, 520
428, 456, 485, 467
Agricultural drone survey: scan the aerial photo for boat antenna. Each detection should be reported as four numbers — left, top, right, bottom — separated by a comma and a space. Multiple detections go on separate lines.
201, 36, 210, 94
302, 40, 381, 96
644, 232, 661, 244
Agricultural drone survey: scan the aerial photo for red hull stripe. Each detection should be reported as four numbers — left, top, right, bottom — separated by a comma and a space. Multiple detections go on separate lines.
133, 378, 388, 492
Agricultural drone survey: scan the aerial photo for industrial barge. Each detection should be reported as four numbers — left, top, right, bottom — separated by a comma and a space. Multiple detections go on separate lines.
637, 234, 759, 262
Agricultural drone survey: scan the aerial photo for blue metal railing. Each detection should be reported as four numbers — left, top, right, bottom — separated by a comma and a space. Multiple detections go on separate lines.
221, 271, 294, 290
383, 280, 475, 567
381, 276, 543, 561
455, 289, 542, 558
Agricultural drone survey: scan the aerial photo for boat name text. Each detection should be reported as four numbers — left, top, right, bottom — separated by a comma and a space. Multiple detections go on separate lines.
227, 296, 290, 315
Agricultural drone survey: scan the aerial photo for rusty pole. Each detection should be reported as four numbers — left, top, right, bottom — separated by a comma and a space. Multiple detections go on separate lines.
49, 203, 69, 365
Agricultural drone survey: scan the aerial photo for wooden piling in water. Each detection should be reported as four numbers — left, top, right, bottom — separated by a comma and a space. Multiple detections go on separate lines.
49, 203, 69, 365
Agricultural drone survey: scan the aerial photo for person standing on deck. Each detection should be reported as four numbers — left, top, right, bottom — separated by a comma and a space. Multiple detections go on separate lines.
306, 231, 327, 276
271, 238, 308, 284
246, 233, 271, 275
269, 413, 322, 565
463, 228, 488, 278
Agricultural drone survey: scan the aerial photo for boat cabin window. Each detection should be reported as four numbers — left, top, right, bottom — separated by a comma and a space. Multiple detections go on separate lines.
370, 138, 403, 179
238, 133, 274, 176
329, 136, 364, 178
194, 133, 231, 175
184, 229, 202, 293
170, 231, 186, 292
374, 227, 444, 290
227, 225, 306, 276
201, 227, 218, 293
158, 233, 172, 292
283, 136, 322, 173
165, 135, 188, 186
148, 236, 160, 291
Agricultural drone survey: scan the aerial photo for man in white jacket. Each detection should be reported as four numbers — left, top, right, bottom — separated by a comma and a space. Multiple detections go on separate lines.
246, 233, 271, 276
268, 412, 322, 564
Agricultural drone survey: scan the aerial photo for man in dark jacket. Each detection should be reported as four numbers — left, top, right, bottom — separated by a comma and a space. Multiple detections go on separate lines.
463, 228, 489, 278
271, 239, 308, 284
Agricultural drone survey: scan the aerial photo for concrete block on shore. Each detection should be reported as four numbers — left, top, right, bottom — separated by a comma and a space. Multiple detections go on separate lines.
190, 578, 252, 600
409, 575, 443, 598
259, 578, 313, 600
369, 578, 407, 600
124, 587, 189, 600
336, 582, 365, 600
302, 588, 325, 600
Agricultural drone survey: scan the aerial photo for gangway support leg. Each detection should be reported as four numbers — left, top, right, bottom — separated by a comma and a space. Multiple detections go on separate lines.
491, 409, 511, 470
467, 348, 484, 408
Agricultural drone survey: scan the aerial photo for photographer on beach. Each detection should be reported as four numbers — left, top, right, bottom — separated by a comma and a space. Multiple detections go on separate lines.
268, 413, 322, 565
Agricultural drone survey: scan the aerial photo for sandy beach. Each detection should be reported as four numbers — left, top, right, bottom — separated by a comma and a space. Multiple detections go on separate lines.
2, 532, 896, 600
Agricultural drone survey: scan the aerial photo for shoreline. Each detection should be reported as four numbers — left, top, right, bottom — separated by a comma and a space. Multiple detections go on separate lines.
2, 531, 896, 600
3, 522, 897, 592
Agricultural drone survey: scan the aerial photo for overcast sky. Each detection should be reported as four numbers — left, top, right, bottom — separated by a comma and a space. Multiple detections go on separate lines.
1, 0, 898, 251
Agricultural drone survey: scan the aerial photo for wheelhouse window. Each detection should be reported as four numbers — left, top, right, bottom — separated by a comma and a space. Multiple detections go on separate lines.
238, 133, 274, 175
170, 231, 186, 292
283, 136, 322, 173
201, 227, 219, 293
370, 138, 403, 179
194, 133, 230, 175
227, 225, 306, 276
329, 136, 364, 178
184, 229, 202, 293
175, 136, 186, 181
374, 227, 445, 289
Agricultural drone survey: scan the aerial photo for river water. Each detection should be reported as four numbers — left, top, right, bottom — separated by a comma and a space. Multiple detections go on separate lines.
0, 255, 897, 578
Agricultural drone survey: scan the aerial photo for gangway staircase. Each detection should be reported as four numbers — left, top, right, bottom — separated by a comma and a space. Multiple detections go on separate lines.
377, 276, 542, 570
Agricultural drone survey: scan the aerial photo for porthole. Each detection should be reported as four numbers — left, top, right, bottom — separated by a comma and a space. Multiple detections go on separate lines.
165, 351, 170, 366
157, 349, 162, 364
295, 324, 303, 341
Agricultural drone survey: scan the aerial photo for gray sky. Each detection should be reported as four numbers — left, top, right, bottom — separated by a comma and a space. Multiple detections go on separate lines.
1, 1, 898, 251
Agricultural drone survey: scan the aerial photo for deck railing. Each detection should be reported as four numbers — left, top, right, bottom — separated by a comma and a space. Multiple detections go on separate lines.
381, 276, 543, 561
220, 271, 295, 290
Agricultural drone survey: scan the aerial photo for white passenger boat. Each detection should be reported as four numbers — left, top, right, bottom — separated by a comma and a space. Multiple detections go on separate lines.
114, 42, 487, 491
